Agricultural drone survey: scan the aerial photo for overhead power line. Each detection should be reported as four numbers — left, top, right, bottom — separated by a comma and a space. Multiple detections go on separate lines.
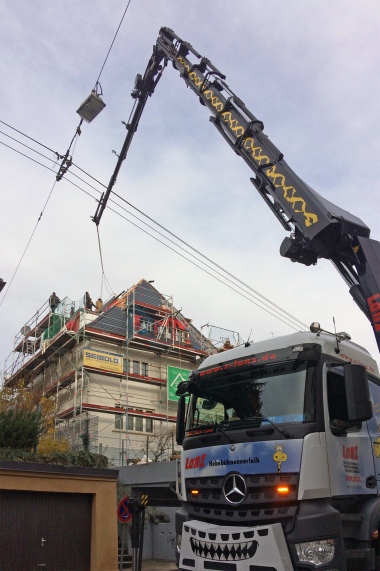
0, 120, 61, 158
0, 179, 57, 307
0, 132, 307, 331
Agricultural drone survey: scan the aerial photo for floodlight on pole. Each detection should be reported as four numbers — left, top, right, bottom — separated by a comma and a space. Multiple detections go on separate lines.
76, 90, 106, 123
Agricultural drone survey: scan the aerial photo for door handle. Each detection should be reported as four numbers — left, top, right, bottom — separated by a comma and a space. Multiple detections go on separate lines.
366, 475, 377, 489
41, 537, 46, 547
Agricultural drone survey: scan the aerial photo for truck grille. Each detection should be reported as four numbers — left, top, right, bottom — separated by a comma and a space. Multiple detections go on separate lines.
186, 473, 298, 533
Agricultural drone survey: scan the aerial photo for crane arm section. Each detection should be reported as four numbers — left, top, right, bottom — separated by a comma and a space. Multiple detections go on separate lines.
93, 27, 380, 352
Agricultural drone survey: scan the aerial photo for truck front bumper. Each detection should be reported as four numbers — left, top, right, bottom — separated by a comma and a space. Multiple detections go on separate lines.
178, 520, 293, 571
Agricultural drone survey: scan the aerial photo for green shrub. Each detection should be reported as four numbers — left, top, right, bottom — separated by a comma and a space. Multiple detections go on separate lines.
0, 410, 41, 450
0, 448, 109, 468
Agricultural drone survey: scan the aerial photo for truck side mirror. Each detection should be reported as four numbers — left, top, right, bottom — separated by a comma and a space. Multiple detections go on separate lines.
344, 364, 372, 422
176, 396, 186, 445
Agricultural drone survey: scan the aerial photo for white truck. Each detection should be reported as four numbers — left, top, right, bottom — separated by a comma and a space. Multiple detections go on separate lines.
175, 328, 380, 571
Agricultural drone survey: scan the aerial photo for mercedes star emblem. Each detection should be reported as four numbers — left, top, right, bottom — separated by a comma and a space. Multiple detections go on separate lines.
223, 473, 247, 505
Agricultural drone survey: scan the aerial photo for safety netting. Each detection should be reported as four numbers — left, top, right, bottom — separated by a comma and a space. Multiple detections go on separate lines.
204, 325, 244, 350
43, 296, 85, 340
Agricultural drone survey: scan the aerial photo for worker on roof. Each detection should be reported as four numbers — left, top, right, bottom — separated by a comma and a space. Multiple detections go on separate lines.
95, 298, 103, 312
49, 292, 60, 313
85, 292, 96, 311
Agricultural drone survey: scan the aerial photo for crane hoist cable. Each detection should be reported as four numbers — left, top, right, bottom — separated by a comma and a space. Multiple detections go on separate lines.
96, 226, 114, 300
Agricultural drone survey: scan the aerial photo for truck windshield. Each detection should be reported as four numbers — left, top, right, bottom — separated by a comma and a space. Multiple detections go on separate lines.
186, 360, 315, 432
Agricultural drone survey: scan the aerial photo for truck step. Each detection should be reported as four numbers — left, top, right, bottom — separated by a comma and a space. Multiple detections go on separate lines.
345, 548, 375, 571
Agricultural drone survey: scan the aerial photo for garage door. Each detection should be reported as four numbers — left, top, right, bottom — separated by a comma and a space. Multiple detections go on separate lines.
0, 490, 92, 571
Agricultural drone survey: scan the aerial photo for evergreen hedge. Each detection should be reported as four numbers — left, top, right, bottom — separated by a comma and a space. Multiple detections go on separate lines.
0, 410, 41, 450
0, 448, 109, 468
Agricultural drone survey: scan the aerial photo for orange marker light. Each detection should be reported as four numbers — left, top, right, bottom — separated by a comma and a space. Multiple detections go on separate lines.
277, 486, 289, 493
191, 490, 199, 496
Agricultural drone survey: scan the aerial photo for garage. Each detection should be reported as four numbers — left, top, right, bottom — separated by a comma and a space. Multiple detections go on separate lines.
0, 461, 118, 571
0, 490, 92, 571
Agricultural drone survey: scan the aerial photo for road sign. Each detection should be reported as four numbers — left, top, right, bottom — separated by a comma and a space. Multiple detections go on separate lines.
117, 495, 132, 523
167, 366, 191, 401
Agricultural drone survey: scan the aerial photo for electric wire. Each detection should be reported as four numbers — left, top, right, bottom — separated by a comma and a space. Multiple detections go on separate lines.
1, 138, 306, 330
0, 129, 61, 163
95, 0, 133, 86
110, 192, 308, 329
107, 194, 305, 329
0, 117, 303, 328
0, 120, 61, 158
111, 190, 308, 329
0, 179, 57, 307
57, 173, 301, 331
0, 138, 106, 196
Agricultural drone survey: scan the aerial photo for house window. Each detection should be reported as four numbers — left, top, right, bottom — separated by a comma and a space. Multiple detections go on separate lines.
181, 330, 187, 343
135, 416, 143, 432
126, 410, 154, 433
127, 415, 133, 432
133, 361, 140, 375
175, 329, 180, 343
115, 414, 123, 430
141, 362, 148, 376
146, 418, 153, 433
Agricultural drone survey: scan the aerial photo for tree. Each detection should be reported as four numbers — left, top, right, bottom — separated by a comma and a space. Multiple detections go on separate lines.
0, 410, 40, 450
146, 428, 175, 462
0, 381, 56, 450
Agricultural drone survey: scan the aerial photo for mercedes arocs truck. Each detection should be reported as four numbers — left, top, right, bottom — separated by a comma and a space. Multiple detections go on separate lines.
175, 329, 380, 570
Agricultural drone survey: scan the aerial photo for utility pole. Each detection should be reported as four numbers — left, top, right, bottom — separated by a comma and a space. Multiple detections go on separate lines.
146, 435, 149, 464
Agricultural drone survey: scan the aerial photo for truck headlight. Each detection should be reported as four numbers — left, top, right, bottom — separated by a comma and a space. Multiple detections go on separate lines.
295, 539, 335, 566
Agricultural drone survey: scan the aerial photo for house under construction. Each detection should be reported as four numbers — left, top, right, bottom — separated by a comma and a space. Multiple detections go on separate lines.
3, 279, 224, 465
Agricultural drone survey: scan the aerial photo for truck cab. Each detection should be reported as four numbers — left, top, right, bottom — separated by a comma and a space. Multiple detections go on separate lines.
175, 330, 380, 571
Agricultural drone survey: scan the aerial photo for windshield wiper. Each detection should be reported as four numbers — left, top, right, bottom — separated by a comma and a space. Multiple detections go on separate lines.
245, 416, 294, 439
215, 423, 235, 443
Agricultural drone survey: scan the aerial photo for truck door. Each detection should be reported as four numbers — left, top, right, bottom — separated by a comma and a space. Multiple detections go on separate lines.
366, 378, 380, 487
323, 364, 377, 496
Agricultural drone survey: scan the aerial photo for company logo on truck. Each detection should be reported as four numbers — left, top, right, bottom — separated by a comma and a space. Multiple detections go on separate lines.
374, 425, 380, 459
273, 443, 287, 473
199, 353, 277, 378
342, 445, 358, 460
185, 454, 207, 470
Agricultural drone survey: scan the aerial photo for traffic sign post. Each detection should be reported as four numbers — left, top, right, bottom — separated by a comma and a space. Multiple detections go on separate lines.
117, 495, 132, 524
118, 495, 132, 571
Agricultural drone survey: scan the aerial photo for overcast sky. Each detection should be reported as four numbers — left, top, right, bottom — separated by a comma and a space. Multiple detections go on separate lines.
1, 0, 380, 373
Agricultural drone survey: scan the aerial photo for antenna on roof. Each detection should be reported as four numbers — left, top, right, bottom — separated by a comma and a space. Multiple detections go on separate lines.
333, 316, 340, 355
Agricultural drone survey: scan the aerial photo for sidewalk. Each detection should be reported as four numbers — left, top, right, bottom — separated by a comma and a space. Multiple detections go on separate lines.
142, 560, 177, 570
